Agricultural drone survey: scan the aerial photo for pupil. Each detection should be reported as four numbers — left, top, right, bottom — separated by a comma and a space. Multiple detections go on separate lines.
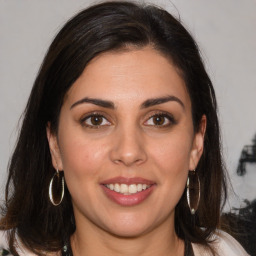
154, 116, 164, 125
91, 116, 102, 125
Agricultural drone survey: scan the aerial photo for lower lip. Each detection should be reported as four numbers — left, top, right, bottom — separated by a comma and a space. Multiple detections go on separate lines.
101, 185, 155, 206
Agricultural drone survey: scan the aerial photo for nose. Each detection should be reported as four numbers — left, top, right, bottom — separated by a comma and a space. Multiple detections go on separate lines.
109, 125, 147, 167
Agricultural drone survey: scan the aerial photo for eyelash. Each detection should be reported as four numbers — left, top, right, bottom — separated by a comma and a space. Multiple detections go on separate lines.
80, 111, 176, 129
144, 112, 177, 128
80, 112, 111, 129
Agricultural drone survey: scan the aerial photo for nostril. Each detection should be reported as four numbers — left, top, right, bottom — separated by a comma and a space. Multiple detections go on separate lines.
112, 156, 146, 167
109, 132, 147, 166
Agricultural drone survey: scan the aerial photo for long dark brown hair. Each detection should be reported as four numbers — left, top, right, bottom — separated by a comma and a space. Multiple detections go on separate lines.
0, 1, 227, 255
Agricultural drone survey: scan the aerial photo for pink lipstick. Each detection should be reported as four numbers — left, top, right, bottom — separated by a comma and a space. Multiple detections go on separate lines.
100, 177, 156, 206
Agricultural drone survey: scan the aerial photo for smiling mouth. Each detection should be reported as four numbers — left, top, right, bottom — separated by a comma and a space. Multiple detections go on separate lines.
104, 183, 152, 195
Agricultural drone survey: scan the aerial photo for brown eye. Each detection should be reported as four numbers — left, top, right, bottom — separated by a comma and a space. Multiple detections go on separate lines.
144, 113, 175, 127
91, 116, 103, 126
82, 114, 111, 128
152, 116, 165, 125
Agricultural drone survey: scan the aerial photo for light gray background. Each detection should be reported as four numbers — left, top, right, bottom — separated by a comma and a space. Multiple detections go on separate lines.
1, 0, 256, 210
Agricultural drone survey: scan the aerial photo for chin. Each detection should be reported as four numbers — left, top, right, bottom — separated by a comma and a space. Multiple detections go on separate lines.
107, 225, 150, 238
102, 214, 155, 238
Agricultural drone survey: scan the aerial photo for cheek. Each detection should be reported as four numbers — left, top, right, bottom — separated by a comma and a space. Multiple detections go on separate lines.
154, 144, 189, 200
58, 135, 111, 209
58, 129, 109, 178
144, 132, 192, 216
150, 133, 192, 173
148, 130, 193, 206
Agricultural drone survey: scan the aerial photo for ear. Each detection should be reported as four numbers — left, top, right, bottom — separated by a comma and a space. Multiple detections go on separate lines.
46, 123, 63, 171
189, 115, 207, 170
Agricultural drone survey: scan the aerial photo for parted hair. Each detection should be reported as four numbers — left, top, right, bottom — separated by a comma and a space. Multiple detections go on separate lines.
0, 1, 227, 255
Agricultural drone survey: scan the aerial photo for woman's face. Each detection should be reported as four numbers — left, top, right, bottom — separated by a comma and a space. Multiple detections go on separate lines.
48, 47, 205, 238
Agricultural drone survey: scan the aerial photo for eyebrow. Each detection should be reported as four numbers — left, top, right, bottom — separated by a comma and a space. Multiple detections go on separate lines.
70, 95, 184, 110
70, 97, 115, 109
141, 95, 185, 109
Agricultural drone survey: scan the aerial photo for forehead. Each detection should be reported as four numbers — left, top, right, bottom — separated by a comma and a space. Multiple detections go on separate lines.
65, 47, 190, 108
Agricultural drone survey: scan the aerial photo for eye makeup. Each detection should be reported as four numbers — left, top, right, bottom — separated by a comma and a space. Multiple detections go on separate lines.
79, 111, 112, 129
144, 111, 177, 128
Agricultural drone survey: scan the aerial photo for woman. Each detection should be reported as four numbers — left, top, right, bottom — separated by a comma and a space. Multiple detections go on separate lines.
0, 1, 249, 255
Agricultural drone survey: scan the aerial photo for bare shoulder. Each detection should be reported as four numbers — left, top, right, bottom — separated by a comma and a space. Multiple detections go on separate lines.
192, 230, 250, 256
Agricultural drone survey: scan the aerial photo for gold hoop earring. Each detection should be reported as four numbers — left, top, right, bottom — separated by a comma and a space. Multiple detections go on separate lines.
49, 169, 64, 206
186, 170, 200, 215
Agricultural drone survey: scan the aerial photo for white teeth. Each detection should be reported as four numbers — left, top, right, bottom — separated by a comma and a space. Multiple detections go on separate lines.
105, 183, 150, 194
137, 184, 142, 192
114, 184, 120, 192
129, 184, 137, 194
120, 184, 128, 194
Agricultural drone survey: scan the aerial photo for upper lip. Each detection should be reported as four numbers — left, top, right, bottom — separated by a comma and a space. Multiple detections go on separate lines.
101, 176, 155, 185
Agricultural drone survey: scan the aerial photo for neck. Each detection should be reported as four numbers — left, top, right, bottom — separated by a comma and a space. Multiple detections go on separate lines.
70, 216, 184, 256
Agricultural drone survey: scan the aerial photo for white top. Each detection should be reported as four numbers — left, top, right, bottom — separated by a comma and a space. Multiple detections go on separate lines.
192, 230, 250, 255
0, 229, 250, 256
